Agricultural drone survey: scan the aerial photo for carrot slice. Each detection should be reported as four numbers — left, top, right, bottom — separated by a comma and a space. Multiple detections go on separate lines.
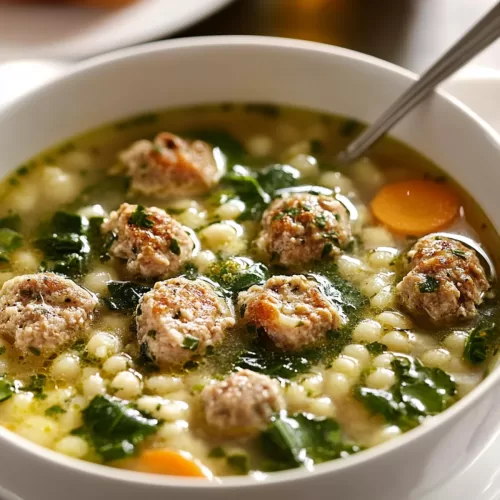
135, 449, 213, 478
371, 179, 460, 236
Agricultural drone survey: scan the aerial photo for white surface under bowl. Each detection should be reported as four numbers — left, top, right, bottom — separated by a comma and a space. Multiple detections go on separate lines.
0, 37, 500, 500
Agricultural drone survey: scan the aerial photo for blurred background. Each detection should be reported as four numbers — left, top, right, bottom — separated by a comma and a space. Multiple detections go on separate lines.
178, 0, 500, 73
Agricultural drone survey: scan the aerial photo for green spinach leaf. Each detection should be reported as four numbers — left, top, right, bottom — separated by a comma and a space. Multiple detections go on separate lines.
77, 395, 160, 461
261, 412, 360, 471
103, 281, 151, 312
355, 356, 456, 431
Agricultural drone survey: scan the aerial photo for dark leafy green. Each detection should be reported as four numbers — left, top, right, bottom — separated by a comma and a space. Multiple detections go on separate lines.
185, 130, 245, 168
308, 263, 368, 316
128, 205, 154, 229
261, 412, 360, 471
207, 258, 268, 295
257, 165, 299, 194
33, 212, 105, 277
45, 405, 66, 417
21, 374, 47, 399
77, 395, 160, 461
0, 213, 21, 232
235, 346, 320, 380
365, 342, 388, 355
418, 276, 440, 293
355, 356, 456, 430
464, 319, 499, 365
0, 227, 23, 263
103, 281, 151, 312
182, 335, 200, 351
0, 377, 15, 402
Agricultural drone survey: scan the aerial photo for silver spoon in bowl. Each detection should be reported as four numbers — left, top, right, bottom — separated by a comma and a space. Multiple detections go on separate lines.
336, 1, 500, 165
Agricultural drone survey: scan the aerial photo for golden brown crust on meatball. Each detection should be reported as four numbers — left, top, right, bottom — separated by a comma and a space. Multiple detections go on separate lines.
238, 275, 343, 351
397, 235, 489, 324
136, 278, 235, 367
202, 370, 284, 434
0, 273, 98, 356
101, 203, 193, 279
118, 132, 221, 198
256, 193, 352, 267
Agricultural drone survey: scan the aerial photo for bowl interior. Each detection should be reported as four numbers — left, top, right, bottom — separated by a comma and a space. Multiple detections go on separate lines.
0, 36, 499, 493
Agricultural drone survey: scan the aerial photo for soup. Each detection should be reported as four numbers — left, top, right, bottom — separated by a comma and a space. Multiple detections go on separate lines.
0, 104, 497, 478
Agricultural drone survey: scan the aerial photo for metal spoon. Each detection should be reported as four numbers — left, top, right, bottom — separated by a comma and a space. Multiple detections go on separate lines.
336, 1, 500, 165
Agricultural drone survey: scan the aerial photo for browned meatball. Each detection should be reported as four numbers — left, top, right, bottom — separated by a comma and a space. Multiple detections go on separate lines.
136, 278, 235, 367
202, 370, 284, 434
238, 275, 343, 351
101, 203, 193, 279
0, 273, 98, 356
118, 132, 221, 198
256, 193, 352, 267
397, 235, 489, 324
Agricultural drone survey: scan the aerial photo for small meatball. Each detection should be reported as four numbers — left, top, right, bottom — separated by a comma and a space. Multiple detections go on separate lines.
0, 273, 98, 356
397, 236, 489, 324
202, 370, 284, 434
102, 203, 193, 278
256, 193, 352, 267
238, 275, 343, 351
118, 132, 221, 198
136, 278, 235, 366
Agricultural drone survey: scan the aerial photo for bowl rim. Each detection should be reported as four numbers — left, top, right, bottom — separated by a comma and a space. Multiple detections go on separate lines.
1, 34, 500, 489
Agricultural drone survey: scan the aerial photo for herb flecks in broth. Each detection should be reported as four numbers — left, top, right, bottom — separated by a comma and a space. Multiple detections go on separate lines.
0, 103, 497, 479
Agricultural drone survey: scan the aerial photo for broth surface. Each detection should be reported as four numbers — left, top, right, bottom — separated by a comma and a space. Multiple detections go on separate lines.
0, 104, 498, 478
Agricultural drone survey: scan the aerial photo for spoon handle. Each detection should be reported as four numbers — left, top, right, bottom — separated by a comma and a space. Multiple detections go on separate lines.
337, 1, 500, 164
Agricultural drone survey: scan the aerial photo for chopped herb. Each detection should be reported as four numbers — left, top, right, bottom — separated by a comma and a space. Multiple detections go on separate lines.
418, 275, 440, 293
315, 214, 328, 228
339, 119, 362, 137
103, 281, 151, 311
77, 395, 160, 461
365, 342, 387, 355
208, 446, 226, 458
182, 262, 199, 280
136, 342, 159, 373
261, 412, 360, 471
22, 374, 47, 399
451, 249, 467, 259
296, 321, 305, 327
0, 377, 15, 402
321, 242, 333, 258
29, 346, 41, 356
355, 356, 456, 431
227, 454, 250, 474
170, 238, 181, 256
45, 405, 66, 417
182, 335, 200, 351
147, 330, 157, 339
128, 205, 154, 229
0, 347, 5, 356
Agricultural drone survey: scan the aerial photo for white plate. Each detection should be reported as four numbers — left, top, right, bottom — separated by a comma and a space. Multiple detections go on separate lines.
0, 0, 234, 60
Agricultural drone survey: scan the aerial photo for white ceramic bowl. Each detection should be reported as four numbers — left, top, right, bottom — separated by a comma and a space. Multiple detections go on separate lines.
0, 37, 500, 500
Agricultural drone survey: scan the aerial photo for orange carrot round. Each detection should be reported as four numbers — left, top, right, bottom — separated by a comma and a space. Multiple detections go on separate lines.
135, 449, 213, 478
371, 179, 460, 236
